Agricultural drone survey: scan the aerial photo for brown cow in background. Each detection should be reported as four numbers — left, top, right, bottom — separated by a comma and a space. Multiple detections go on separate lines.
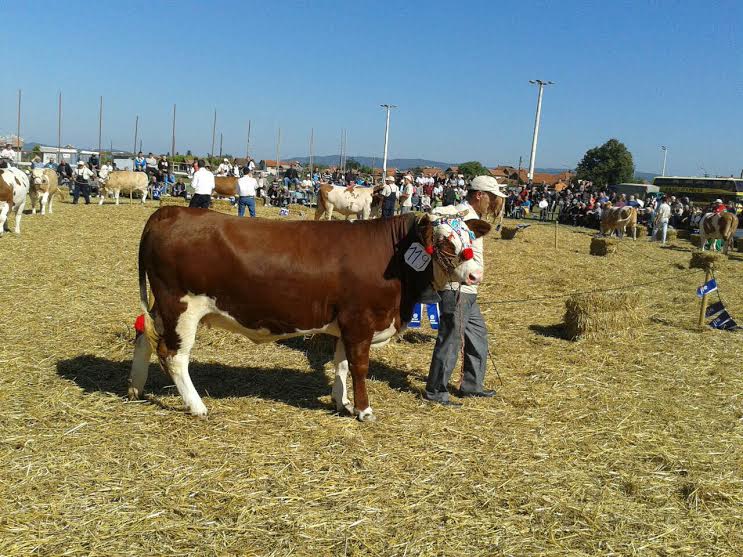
700, 212, 739, 254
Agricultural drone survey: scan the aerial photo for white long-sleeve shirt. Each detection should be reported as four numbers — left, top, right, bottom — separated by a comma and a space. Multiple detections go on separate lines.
655, 202, 671, 224
237, 175, 257, 196
191, 168, 215, 195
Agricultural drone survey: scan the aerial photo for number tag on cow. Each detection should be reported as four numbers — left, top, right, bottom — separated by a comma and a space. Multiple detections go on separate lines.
404, 242, 431, 272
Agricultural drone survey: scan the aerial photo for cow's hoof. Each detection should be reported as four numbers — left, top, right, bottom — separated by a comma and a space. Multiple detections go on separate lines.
127, 386, 142, 400
356, 407, 376, 422
189, 404, 208, 418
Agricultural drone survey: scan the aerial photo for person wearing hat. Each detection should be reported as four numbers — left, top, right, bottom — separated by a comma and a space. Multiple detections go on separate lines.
72, 160, 95, 204
381, 175, 399, 218
217, 158, 232, 177
0, 142, 16, 167
651, 195, 672, 244
424, 174, 507, 406
399, 175, 414, 214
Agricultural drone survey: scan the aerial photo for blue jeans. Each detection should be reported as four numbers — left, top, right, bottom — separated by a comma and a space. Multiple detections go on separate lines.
238, 196, 256, 217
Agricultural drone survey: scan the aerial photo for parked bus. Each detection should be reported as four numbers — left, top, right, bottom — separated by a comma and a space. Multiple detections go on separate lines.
653, 176, 743, 201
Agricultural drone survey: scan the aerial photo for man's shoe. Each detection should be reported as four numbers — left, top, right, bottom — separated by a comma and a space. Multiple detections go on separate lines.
458, 389, 497, 398
423, 397, 463, 407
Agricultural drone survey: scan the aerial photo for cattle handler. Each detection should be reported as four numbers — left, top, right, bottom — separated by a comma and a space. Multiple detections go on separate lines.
424, 175, 507, 406
72, 160, 94, 204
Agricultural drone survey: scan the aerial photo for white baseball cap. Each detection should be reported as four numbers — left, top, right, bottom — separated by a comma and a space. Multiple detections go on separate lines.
385, 175, 395, 182
715, 198, 723, 203
468, 175, 507, 198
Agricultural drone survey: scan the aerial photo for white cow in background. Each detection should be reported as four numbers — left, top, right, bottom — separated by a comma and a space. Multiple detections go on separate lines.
0, 167, 29, 235
30, 168, 60, 215
99, 170, 149, 205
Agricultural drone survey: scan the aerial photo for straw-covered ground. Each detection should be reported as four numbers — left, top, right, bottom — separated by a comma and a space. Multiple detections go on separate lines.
1, 198, 742, 556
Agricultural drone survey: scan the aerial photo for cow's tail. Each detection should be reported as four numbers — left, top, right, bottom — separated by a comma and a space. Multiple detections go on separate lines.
138, 234, 160, 355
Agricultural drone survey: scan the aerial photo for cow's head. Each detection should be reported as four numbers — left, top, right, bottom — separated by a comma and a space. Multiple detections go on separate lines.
31, 168, 47, 187
417, 213, 491, 289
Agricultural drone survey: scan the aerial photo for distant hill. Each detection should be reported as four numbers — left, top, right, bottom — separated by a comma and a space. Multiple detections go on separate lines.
288, 155, 452, 170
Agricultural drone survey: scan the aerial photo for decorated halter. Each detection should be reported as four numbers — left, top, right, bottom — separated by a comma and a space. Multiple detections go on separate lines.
425, 217, 476, 274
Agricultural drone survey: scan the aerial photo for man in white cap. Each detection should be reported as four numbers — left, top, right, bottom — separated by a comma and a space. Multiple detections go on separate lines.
381, 175, 399, 218
72, 160, 95, 204
424, 174, 507, 405
399, 174, 414, 214
217, 158, 232, 177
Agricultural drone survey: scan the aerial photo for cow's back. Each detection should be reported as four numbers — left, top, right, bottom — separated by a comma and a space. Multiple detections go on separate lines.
43, 168, 58, 192
214, 176, 238, 197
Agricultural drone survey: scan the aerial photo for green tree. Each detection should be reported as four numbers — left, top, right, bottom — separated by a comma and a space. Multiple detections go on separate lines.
458, 161, 491, 179
32, 145, 41, 158
575, 139, 635, 186
346, 158, 361, 171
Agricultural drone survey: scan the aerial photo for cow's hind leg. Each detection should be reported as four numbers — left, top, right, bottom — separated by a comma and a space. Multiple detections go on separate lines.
331, 340, 354, 415
40, 192, 49, 215
343, 336, 375, 422
13, 200, 25, 234
128, 333, 153, 400
0, 202, 8, 235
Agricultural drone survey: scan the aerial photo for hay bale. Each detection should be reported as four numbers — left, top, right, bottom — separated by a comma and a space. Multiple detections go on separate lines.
676, 229, 691, 240
665, 228, 678, 241
590, 237, 617, 256
500, 225, 519, 240
634, 226, 648, 238
736, 237, 743, 252
564, 292, 645, 340
159, 196, 188, 208
690, 234, 702, 248
690, 252, 720, 271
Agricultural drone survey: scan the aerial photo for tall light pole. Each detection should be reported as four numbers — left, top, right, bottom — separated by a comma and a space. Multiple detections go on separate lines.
381, 104, 397, 183
527, 80, 554, 182
661, 145, 668, 176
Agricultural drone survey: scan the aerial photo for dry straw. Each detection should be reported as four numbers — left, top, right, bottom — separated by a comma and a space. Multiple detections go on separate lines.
590, 236, 617, 255
563, 291, 646, 340
1, 200, 742, 556
690, 251, 720, 271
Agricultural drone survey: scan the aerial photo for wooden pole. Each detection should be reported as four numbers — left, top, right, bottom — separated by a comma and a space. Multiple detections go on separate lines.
16, 89, 21, 150
698, 269, 712, 328
133, 115, 139, 156
98, 96, 103, 157
309, 127, 314, 177
554, 218, 558, 249
210, 109, 217, 160
276, 127, 281, 181
171, 104, 176, 158
57, 91, 62, 163
246, 119, 251, 160
219, 133, 223, 158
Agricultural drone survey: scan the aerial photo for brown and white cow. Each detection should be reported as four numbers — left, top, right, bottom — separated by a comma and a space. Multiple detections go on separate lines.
99, 170, 149, 205
600, 204, 637, 239
700, 211, 739, 254
0, 167, 29, 235
315, 184, 373, 220
30, 168, 60, 215
129, 207, 491, 421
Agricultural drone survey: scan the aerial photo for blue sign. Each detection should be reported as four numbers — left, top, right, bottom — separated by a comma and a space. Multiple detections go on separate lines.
705, 301, 725, 318
426, 304, 440, 330
709, 311, 732, 330
697, 279, 717, 298
409, 305, 422, 328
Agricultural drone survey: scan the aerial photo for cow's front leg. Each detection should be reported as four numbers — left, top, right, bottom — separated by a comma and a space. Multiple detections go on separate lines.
344, 337, 375, 422
13, 200, 25, 234
40, 192, 49, 215
0, 202, 8, 235
331, 340, 354, 415
30, 192, 38, 215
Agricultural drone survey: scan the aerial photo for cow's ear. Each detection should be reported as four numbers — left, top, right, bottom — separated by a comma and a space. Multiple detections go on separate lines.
467, 219, 492, 239
416, 214, 434, 248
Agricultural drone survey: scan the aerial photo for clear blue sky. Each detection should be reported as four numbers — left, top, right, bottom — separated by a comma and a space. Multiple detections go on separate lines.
3, 0, 742, 176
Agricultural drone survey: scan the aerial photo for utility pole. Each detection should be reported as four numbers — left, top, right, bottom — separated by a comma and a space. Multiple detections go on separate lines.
98, 96, 103, 157
527, 80, 554, 182
276, 127, 281, 180
309, 128, 314, 176
16, 89, 21, 150
338, 129, 343, 170
171, 104, 176, 158
246, 120, 251, 159
661, 146, 668, 176
381, 104, 397, 184
517, 155, 523, 184
133, 115, 139, 157
57, 91, 62, 162
210, 109, 217, 159
219, 132, 223, 158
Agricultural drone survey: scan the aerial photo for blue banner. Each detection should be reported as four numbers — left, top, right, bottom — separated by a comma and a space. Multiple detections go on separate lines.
705, 301, 725, 318
426, 304, 440, 330
709, 311, 732, 330
718, 319, 740, 331
697, 279, 717, 298
409, 304, 422, 328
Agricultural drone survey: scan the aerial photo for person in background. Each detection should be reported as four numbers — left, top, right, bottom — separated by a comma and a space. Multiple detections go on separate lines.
145, 152, 157, 171
89, 152, 100, 170
381, 175, 399, 218
538, 197, 549, 221
31, 155, 45, 170
72, 160, 95, 204
399, 175, 414, 214
236, 169, 258, 217
189, 159, 215, 209
134, 152, 146, 171
232, 161, 241, 177
0, 143, 16, 167
651, 196, 671, 244
217, 158, 232, 176
284, 164, 299, 188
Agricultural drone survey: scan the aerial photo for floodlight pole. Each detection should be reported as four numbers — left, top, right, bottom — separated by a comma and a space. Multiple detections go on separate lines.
16, 89, 21, 150
661, 146, 668, 176
98, 96, 103, 157
381, 104, 397, 183
527, 80, 553, 182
